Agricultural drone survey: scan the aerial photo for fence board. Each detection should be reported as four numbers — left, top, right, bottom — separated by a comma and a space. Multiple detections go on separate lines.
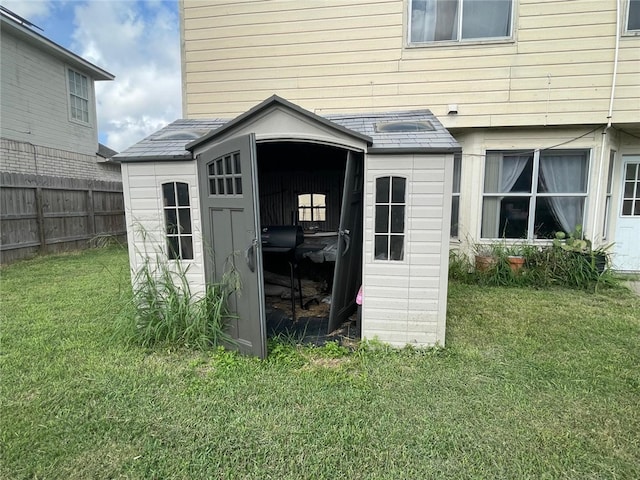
0, 172, 126, 263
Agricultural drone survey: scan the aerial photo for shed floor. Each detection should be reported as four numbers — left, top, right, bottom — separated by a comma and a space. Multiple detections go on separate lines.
266, 306, 360, 346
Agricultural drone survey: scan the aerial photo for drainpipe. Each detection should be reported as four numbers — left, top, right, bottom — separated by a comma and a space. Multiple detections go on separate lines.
592, 0, 621, 244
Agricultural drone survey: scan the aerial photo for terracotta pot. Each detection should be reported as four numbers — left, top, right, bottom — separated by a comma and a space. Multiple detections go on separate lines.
475, 255, 497, 272
507, 255, 525, 273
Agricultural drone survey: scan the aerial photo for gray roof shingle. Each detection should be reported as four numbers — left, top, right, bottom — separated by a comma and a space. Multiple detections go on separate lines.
114, 106, 458, 163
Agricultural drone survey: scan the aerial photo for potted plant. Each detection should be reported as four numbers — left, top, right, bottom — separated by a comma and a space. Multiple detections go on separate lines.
553, 225, 610, 274
507, 254, 526, 273
474, 243, 497, 272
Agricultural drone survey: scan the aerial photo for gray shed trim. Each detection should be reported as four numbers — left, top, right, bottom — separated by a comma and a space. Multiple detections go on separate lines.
185, 95, 373, 150
114, 97, 459, 163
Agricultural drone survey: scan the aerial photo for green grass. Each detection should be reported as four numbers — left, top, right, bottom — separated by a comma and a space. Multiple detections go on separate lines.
1, 248, 639, 479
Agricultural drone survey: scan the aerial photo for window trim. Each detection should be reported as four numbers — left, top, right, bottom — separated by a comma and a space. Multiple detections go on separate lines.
162, 181, 194, 261
625, 0, 640, 34
480, 149, 591, 241
407, 0, 515, 47
66, 67, 91, 126
602, 150, 616, 239
373, 175, 407, 262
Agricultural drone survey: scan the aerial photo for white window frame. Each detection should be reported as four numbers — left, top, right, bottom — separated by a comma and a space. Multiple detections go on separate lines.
67, 68, 90, 125
625, 0, 640, 34
408, 0, 514, 46
374, 175, 407, 262
297, 193, 327, 223
481, 149, 591, 241
162, 182, 194, 260
602, 150, 616, 239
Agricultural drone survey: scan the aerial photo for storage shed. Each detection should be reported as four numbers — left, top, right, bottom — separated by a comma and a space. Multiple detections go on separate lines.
116, 96, 459, 358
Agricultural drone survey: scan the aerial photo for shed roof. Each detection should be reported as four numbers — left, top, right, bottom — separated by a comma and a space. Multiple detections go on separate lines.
114, 97, 459, 163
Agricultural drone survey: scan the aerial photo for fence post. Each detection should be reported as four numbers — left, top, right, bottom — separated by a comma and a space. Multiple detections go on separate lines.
35, 187, 47, 253
87, 187, 96, 239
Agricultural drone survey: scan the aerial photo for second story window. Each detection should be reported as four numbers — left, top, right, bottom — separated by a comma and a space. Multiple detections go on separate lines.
162, 182, 193, 260
68, 68, 89, 123
627, 0, 640, 32
409, 0, 513, 44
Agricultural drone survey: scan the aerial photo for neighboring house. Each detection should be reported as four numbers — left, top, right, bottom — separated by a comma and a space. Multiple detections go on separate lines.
0, 8, 119, 181
179, 0, 640, 271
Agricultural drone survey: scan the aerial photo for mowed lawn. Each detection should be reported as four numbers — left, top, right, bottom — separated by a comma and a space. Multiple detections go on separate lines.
1, 248, 639, 479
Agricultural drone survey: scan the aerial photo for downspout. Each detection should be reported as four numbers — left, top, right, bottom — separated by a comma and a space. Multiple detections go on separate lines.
592, 0, 621, 244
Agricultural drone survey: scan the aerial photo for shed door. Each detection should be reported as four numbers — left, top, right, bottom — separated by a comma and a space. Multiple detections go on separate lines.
613, 157, 640, 271
197, 134, 266, 358
328, 151, 364, 332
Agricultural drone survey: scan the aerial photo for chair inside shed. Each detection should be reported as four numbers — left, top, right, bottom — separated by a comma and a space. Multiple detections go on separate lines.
256, 141, 363, 346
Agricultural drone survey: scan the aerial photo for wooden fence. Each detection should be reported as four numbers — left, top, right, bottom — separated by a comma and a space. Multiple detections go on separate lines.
0, 172, 126, 264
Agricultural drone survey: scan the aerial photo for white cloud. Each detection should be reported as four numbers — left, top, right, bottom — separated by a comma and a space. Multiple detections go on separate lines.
1, 0, 53, 20
70, 1, 182, 152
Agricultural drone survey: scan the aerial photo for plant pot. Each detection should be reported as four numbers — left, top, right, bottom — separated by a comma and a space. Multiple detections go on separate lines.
580, 252, 607, 273
507, 255, 525, 273
475, 255, 497, 272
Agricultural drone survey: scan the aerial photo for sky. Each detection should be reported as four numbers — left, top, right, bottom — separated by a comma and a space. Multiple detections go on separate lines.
3, 0, 182, 152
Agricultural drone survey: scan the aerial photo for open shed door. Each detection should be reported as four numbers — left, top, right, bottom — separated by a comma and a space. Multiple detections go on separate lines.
198, 134, 267, 358
328, 151, 364, 332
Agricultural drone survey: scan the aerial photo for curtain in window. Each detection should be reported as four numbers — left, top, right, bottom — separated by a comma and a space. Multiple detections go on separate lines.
411, 0, 458, 42
482, 153, 529, 237
539, 154, 587, 233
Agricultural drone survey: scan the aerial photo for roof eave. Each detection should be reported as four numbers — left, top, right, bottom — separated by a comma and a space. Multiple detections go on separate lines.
367, 146, 462, 155
115, 153, 194, 163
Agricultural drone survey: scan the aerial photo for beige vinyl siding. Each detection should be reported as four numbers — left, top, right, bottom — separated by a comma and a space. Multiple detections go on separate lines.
182, 0, 639, 128
122, 161, 206, 294
362, 153, 451, 347
1, 28, 99, 156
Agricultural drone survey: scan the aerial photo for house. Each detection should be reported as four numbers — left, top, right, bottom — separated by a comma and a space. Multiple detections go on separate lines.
0, 7, 119, 181
0, 7, 125, 264
179, 0, 640, 272
116, 95, 458, 357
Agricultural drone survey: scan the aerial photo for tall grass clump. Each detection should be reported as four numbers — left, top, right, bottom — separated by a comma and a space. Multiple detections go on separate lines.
118, 258, 234, 350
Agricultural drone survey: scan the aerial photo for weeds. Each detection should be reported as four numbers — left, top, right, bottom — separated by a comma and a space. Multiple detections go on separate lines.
116, 258, 234, 350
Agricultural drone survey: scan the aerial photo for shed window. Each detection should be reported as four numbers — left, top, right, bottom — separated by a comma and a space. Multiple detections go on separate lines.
374, 176, 406, 261
162, 182, 193, 260
68, 69, 89, 123
409, 0, 513, 44
298, 193, 326, 222
481, 150, 589, 240
207, 152, 242, 195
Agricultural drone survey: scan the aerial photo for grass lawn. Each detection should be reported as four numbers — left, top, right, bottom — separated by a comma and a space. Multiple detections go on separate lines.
1, 247, 639, 479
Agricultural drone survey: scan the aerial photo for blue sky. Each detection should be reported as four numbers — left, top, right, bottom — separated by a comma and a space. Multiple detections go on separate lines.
3, 0, 182, 152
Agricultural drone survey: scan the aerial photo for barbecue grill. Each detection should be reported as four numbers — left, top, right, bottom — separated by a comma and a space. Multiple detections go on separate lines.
261, 225, 305, 319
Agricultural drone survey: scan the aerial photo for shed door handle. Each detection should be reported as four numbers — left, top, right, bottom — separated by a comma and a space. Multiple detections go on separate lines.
245, 239, 257, 272
339, 229, 351, 255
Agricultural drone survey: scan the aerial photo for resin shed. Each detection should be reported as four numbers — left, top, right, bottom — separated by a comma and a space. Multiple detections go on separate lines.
116, 96, 459, 358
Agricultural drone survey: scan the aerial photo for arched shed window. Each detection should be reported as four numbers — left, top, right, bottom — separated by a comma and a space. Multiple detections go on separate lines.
162, 182, 193, 260
374, 176, 406, 261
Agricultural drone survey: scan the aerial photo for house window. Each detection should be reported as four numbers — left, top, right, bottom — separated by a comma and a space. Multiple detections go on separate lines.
602, 151, 616, 239
451, 153, 461, 237
162, 182, 193, 260
627, 0, 640, 31
481, 150, 589, 240
622, 162, 640, 216
68, 69, 89, 123
409, 0, 513, 44
298, 193, 326, 222
374, 176, 406, 261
